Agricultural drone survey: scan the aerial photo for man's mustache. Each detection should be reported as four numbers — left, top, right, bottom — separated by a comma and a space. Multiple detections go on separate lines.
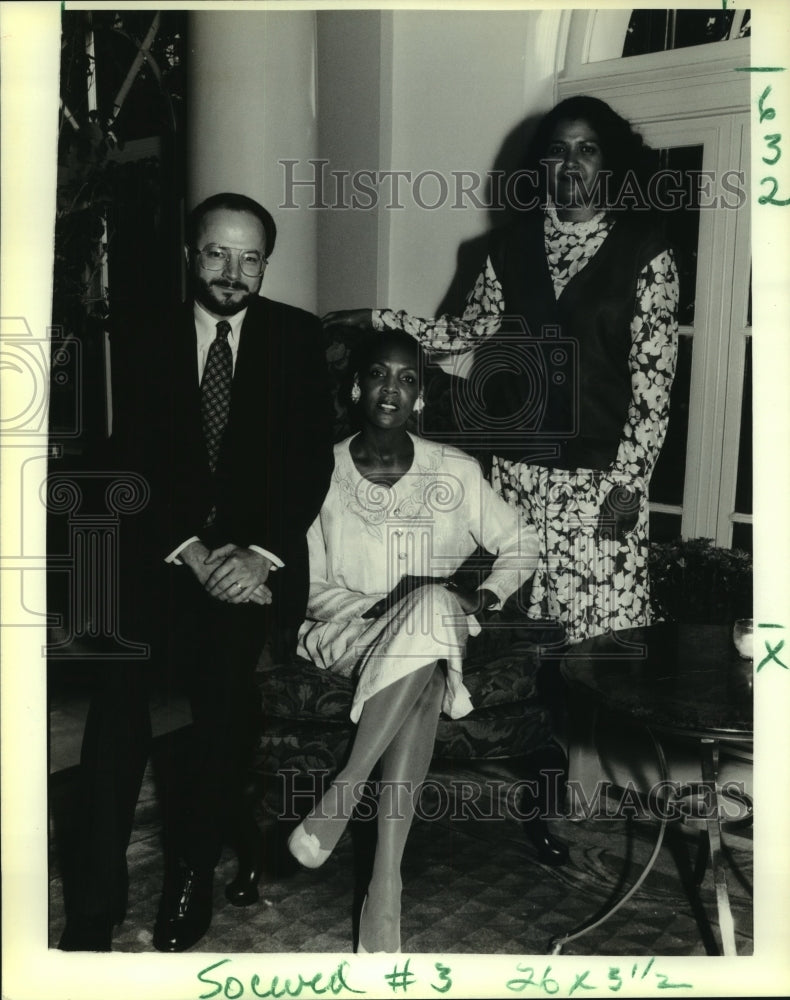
210, 279, 248, 291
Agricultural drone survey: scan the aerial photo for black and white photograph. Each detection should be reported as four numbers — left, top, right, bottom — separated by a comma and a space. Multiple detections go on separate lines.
1, 2, 789, 998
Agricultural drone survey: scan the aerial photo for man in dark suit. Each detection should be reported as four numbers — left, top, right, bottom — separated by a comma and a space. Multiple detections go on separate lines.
58, 192, 334, 952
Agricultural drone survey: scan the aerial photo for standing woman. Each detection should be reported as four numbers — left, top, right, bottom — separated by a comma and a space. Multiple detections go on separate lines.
288, 330, 537, 952
326, 96, 679, 643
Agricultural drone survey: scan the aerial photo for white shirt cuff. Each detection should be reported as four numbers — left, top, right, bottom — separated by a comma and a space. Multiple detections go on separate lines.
165, 538, 283, 570
248, 545, 284, 570
165, 536, 200, 565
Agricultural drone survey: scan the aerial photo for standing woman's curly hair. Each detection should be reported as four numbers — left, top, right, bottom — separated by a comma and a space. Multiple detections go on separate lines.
516, 95, 654, 214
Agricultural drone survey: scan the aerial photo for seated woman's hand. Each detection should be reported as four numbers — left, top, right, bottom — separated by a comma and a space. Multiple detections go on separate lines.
322, 308, 374, 330
444, 584, 497, 617
361, 597, 386, 620
361, 575, 439, 619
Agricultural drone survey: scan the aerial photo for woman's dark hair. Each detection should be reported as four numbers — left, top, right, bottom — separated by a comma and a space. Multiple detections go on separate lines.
352, 329, 425, 377
186, 192, 277, 257
342, 331, 426, 427
517, 95, 653, 213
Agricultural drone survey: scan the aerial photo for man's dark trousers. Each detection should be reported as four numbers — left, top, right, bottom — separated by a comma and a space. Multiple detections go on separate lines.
73, 563, 268, 918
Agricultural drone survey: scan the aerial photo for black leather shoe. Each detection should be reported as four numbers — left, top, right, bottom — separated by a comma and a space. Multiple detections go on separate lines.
113, 857, 129, 926
152, 861, 214, 952
523, 818, 570, 867
225, 832, 264, 906
58, 913, 113, 952
224, 802, 265, 906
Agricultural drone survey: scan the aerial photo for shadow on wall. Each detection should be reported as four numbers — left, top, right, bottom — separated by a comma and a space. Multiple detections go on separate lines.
434, 112, 544, 318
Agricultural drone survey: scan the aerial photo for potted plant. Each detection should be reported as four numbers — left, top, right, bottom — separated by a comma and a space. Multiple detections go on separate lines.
648, 536, 753, 625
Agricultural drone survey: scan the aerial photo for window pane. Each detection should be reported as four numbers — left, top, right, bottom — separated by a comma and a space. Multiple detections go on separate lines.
667, 145, 703, 327
649, 510, 682, 542
673, 10, 736, 48
643, 144, 703, 326
732, 522, 752, 555
623, 10, 737, 57
735, 336, 752, 514
651, 334, 692, 506
623, 10, 670, 57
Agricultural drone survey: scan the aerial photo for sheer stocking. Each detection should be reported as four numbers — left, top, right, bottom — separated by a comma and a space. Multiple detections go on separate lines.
300, 661, 442, 854
361, 665, 445, 951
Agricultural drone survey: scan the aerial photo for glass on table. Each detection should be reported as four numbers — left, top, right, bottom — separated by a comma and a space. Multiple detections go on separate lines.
732, 618, 754, 660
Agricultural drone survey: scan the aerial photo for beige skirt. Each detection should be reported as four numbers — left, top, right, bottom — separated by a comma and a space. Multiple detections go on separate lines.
297, 584, 478, 723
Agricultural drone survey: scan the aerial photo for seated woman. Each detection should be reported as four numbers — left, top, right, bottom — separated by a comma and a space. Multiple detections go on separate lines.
287, 330, 538, 953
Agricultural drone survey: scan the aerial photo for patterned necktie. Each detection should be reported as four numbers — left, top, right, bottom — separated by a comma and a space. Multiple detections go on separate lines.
201, 319, 233, 474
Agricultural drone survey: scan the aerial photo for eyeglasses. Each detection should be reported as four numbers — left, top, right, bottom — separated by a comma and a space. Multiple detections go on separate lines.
195, 244, 267, 277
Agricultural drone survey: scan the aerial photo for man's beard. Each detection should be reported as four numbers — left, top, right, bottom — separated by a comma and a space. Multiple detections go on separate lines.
194, 276, 255, 316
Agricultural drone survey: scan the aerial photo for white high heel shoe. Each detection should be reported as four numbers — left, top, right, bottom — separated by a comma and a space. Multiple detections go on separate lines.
287, 823, 332, 869
356, 895, 401, 954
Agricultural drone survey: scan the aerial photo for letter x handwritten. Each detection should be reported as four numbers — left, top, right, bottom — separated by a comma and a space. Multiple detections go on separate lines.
757, 639, 787, 672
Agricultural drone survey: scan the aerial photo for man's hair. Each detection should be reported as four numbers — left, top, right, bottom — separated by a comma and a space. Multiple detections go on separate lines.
186, 192, 277, 257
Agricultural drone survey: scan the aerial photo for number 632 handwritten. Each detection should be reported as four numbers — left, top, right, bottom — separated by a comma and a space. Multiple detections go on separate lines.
758, 84, 790, 206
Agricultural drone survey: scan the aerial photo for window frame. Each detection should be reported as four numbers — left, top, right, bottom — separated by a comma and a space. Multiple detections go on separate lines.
556, 12, 752, 548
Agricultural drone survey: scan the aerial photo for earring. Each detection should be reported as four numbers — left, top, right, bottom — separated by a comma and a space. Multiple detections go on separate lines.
350, 375, 361, 404
413, 391, 425, 414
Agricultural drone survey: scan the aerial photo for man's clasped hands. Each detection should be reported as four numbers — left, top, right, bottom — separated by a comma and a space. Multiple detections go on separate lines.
179, 540, 274, 605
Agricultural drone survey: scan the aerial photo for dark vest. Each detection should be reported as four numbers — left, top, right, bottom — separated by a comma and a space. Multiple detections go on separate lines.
467, 212, 667, 469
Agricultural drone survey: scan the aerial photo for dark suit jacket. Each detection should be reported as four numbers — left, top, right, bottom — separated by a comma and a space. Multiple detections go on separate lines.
110, 294, 334, 636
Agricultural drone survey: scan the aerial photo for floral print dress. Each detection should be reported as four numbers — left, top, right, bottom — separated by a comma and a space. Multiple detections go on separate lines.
373, 206, 679, 642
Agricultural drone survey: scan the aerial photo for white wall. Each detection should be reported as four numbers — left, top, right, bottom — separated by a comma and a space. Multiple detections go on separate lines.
382, 10, 561, 315
187, 10, 318, 313
316, 11, 384, 315
315, 10, 563, 317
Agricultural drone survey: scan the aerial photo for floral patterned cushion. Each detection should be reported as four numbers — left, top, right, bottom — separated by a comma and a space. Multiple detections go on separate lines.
259, 659, 354, 724
257, 719, 353, 778
435, 701, 552, 760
